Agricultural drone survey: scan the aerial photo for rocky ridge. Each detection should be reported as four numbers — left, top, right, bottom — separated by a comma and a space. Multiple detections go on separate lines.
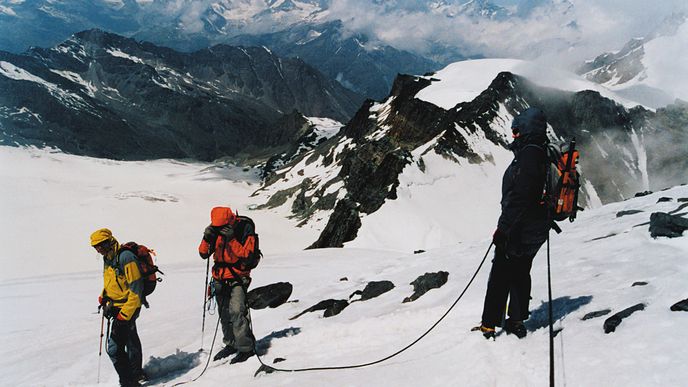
255, 70, 688, 248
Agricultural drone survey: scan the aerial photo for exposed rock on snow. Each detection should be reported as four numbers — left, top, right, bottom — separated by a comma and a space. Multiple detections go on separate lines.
307, 198, 361, 249
247, 282, 293, 310
616, 209, 643, 218
649, 212, 688, 238
670, 298, 688, 312
349, 281, 395, 302
289, 299, 349, 320
603, 303, 646, 333
403, 271, 449, 303
634, 191, 653, 197
581, 309, 611, 321
631, 281, 648, 287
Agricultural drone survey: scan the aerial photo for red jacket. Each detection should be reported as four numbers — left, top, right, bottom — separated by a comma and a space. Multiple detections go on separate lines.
199, 206, 256, 280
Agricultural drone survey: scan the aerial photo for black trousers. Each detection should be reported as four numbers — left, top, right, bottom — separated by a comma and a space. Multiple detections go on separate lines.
107, 309, 143, 386
481, 242, 543, 328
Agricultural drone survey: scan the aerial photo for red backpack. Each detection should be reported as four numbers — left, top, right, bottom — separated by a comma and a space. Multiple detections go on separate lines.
119, 242, 164, 307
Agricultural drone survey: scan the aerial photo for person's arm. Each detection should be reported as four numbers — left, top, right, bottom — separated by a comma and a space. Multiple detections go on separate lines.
116, 251, 143, 320
228, 235, 256, 258
199, 225, 217, 259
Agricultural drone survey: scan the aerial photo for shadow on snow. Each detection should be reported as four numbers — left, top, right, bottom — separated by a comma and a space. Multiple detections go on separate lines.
526, 295, 593, 332
255, 327, 302, 356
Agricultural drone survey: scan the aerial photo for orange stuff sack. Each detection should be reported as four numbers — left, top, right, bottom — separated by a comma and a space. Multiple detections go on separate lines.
545, 139, 581, 223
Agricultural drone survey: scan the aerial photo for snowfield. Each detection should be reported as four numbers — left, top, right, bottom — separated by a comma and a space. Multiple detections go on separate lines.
1, 145, 687, 386
415, 58, 649, 110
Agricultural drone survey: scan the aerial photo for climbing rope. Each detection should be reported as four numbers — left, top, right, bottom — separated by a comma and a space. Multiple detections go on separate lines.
251, 243, 494, 373
171, 296, 224, 387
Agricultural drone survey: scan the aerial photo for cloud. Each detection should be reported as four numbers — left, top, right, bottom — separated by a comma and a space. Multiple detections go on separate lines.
133, 0, 687, 76
323, 0, 687, 67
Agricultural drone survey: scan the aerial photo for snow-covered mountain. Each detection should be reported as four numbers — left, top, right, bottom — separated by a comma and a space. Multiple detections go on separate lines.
2, 144, 688, 386
227, 20, 443, 99
577, 13, 688, 108
253, 58, 688, 250
0, 29, 362, 160
0, 0, 587, 100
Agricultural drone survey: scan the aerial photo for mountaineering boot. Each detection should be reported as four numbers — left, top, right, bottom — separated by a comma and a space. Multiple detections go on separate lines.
135, 370, 149, 383
213, 345, 237, 361
229, 350, 255, 364
504, 319, 527, 339
471, 324, 496, 340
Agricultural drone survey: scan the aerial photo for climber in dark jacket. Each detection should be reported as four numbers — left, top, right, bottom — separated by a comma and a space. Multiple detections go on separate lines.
478, 107, 551, 339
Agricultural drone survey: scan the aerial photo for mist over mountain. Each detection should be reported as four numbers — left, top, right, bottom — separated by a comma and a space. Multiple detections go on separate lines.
577, 13, 688, 108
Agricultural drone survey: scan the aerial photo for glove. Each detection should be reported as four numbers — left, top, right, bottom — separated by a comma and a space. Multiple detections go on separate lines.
492, 229, 508, 249
218, 225, 234, 240
98, 295, 104, 306
103, 304, 120, 319
203, 225, 218, 243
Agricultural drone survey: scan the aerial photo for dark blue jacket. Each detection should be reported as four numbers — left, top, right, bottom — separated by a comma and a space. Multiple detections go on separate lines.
497, 108, 551, 246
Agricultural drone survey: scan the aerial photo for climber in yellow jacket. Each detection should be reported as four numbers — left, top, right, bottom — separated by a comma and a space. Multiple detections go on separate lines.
91, 228, 146, 387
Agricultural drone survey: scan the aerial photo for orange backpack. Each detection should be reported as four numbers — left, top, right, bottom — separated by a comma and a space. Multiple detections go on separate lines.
544, 138, 581, 226
120, 242, 164, 307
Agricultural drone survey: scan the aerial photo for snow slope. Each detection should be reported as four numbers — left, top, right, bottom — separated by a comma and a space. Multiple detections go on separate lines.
415, 58, 647, 110
2, 146, 688, 386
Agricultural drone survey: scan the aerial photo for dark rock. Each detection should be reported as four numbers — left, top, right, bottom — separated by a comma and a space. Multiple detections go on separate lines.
349, 281, 395, 302
616, 210, 643, 217
635, 191, 654, 197
649, 212, 688, 238
247, 282, 293, 310
274, 358, 286, 363
603, 303, 646, 333
581, 309, 612, 320
403, 271, 449, 303
631, 281, 648, 287
678, 198, 688, 202
339, 277, 348, 281
670, 298, 688, 311
414, 249, 426, 254
669, 202, 688, 215
254, 364, 275, 376
657, 197, 673, 203
289, 299, 349, 320
307, 198, 361, 249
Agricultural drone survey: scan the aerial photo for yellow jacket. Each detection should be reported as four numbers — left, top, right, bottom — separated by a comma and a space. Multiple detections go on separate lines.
102, 248, 143, 320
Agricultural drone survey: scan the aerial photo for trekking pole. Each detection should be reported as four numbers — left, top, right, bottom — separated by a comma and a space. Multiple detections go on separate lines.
97, 313, 105, 384
547, 234, 555, 387
200, 257, 210, 351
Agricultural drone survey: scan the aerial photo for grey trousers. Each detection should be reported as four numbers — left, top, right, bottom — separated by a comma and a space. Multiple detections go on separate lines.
214, 280, 254, 352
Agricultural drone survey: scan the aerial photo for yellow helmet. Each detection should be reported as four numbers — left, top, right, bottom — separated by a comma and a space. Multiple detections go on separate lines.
90, 228, 113, 246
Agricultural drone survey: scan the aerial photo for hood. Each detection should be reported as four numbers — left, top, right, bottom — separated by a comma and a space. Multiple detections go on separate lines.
210, 206, 236, 226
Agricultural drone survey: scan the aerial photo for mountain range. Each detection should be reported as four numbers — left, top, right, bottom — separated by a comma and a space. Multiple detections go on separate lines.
0, 0, 582, 100
0, 29, 362, 160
